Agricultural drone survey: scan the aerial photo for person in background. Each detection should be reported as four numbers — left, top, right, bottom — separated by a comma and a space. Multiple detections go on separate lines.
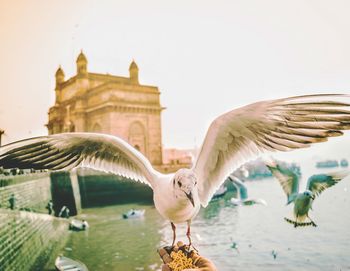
8, 194, 16, 210
46, 200, 54, 215
58, 205, 70, 218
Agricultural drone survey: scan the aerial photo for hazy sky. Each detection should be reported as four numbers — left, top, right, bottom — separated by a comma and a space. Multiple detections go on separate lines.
0, 0, 350, 163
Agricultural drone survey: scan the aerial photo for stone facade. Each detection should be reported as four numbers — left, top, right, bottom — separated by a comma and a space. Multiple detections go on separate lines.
0, 209, 68, 271
0, 173, 51, 212
47, 52, 164, 166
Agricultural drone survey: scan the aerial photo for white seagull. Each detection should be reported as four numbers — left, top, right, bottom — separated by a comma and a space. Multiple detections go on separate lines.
1, 94, 350, 245
228, 175, 267, 206
266, 160, 349, 227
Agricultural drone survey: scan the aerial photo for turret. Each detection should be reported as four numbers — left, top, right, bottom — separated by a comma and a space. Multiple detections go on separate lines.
55, 66, 65, 87
129, 60, 139, 84
55, 66, 65, 104
76, 50, 88, 76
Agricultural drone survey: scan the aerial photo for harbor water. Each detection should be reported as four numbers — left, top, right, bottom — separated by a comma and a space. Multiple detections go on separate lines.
46, 168, 350, 271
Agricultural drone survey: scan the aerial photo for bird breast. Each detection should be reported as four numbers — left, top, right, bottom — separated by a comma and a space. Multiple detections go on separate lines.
153, 187, 200, 224
294, 194, 313, 216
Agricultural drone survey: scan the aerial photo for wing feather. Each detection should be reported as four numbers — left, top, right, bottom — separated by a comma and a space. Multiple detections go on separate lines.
265, 160, 300, 204
193, 94, 350, 206
306, 171, 349, 198
0, 133, 161, 188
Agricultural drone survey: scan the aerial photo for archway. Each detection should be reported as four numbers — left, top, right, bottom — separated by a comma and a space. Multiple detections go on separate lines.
128, 121, 147, 155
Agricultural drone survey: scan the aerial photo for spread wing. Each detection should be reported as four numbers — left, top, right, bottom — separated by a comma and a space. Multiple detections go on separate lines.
306, 171, 349, 198
193, 94, 350, 206
0, 133, 162, 188
265, 160, 299, 204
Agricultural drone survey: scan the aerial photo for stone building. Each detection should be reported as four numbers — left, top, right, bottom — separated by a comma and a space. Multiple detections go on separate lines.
47, 52, 164, 166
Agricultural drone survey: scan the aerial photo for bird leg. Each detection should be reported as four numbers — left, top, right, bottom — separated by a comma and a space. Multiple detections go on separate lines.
307, 215, 317, 227
171, 222, 176, 247
186, 221, 198, 251
186, 221, 192, 246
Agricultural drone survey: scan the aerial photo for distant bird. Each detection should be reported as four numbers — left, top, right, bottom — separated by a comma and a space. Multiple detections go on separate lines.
266, 160, 349, 227
1, 94, 350, 246
271, 250, 278, 259
230, 241, 240, 253
229, 175, 267, 206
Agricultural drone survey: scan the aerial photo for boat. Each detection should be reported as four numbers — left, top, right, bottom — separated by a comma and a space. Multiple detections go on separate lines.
340, 159, 349, 167
122, 209, 145, 219
69, 219, 89, 231
55, 255, 88, 271
316, 160, 339, 168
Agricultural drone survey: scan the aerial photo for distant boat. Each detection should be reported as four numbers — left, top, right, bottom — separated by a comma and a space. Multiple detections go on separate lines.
122, 209, 145, 219
340, 159, 349, 167
316, 160, 339, 168
55, 255, 88, 271
69, 219, 89, 231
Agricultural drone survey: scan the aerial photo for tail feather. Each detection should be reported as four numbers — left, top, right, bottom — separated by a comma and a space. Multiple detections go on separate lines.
284, 217, 317, 227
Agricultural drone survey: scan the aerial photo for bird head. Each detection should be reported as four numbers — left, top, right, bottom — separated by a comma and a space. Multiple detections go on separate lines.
303, 190, 315, 200
173, 168, 197, 207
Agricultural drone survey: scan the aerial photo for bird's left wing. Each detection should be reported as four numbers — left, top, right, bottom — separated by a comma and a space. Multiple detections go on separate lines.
0, 133, 161, 188
193, 94, 350, 207
306, 171, 349, 198
265, 160, 300, 204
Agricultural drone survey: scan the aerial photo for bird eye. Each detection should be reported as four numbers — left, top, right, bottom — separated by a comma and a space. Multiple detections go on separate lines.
178, 181, 182, 187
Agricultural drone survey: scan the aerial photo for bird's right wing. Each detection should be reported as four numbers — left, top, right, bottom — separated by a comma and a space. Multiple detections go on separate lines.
265, 160, 299, 204
0, 133, 162, 188
306, 171, 349, 198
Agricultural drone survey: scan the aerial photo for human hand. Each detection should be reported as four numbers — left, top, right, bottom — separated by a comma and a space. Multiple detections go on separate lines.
158, 241, 217, 271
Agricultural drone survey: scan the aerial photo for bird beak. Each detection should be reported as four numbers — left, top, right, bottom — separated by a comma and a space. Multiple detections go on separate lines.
185, 191, 195, 207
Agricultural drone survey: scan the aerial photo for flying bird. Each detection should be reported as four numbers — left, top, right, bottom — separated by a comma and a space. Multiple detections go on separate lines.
266, 160, 349, 227
1, 94, 350, 245
229, 175, 267, 206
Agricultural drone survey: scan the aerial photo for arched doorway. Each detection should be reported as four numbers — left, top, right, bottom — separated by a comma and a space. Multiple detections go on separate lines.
128, 121, 147, 155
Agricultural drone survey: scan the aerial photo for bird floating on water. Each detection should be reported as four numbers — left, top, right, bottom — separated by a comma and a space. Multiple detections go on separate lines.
229, 175, 267, 206
266, 159, 349, 227
271, 250, 278, 259
1, 94, 350, 246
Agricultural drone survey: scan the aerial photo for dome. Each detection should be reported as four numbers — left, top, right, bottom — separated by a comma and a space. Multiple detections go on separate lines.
129, 60, 138, 70
55, 66, 64, 77
76, 51, 87, 63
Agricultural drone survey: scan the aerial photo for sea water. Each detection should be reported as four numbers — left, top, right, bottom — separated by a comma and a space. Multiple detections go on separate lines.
46, 168, 350, 271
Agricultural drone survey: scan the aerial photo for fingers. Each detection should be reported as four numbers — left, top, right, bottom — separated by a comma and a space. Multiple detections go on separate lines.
192, 256, 217, 271
158, 248, 172, 264
176, 241, 184, 247
162, 264, 172, 271
159, 241, 217, 271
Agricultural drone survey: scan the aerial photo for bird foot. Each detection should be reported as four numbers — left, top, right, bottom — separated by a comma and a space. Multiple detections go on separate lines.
285, 217, 318, 228
189, 242, 198, 252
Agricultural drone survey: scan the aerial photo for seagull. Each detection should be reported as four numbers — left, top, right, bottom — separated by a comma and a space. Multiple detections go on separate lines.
271, 250, 278, 259
228, 175, 267, 206
266, 160, 349, 227
1, 94, 350, 245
